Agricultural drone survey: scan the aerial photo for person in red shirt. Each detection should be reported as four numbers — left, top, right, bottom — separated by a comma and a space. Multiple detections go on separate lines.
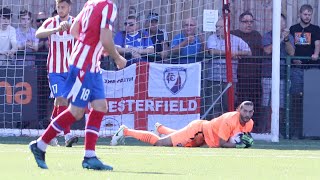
111, 101, 254, 148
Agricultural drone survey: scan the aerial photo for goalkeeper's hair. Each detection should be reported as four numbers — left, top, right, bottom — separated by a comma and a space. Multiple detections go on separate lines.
236, 101, 254, 111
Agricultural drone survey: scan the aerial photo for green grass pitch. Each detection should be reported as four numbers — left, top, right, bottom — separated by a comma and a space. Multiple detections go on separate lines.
0, 137, 319, 180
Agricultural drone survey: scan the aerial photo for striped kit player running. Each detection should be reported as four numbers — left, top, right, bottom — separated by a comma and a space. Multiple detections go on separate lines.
29, 0, 127, 170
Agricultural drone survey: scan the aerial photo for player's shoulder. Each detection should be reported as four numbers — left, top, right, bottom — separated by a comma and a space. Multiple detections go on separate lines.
222, 111, 238, 118
42, 16, 56, 28
92, 0, 116, 7
222, 112, 240, 123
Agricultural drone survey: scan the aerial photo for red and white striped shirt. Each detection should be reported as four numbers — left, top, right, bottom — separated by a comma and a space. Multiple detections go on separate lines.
70, 0, 117, 73
43, 15, 75, 73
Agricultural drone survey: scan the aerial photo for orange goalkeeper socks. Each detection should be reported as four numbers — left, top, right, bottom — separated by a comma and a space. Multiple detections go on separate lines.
124, 129, 159, 145
157, 125, 176, 135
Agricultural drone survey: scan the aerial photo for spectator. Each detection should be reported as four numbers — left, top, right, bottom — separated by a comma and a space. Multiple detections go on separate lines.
36, 12, 47, 28
36, 12, 49, 52
51, 10, 58, 17
16, 10, 39, 66
289, 4, 320, 138
171, 17, 204, 64
231, 11, 264, 132
289, 4, 320, 92
144, 12, 169, 61
114, 15, 154, 67
261, 14, 295, 134
0, 7, 17, 66
204, 17, 251, 119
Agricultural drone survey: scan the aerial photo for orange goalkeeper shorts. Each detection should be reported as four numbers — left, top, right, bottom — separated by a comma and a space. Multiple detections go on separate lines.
170, 120, 205, 147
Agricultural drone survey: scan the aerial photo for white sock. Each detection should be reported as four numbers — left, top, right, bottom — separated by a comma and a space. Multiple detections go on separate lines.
64, 133, 72, 141
36, 138, 48, 152
84, 150, 96, 158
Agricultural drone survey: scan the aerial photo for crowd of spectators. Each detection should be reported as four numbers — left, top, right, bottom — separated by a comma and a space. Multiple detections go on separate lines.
1, 3, 319, 138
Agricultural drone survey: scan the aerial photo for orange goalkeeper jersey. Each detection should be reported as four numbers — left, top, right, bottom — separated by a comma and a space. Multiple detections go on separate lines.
202, 111, 254, 147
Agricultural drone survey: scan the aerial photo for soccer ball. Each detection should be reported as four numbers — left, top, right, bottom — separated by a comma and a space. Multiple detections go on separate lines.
228, 132, 244, 144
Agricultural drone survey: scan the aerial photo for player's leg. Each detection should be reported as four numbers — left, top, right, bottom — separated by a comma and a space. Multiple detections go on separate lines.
81, 71, 113, 170
112, 120, 204, 147
48, 73, 77, 146
47, 75, 61, 146
55, 96, 79, 147
154, 122, 177, 136
29, 104, 84, 169
111, 126, 161, 146
29, 67, 83, 169
165, 120, 204, 147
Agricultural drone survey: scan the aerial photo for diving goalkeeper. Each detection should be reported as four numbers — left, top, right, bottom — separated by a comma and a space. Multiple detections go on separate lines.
111, 101, 254, 148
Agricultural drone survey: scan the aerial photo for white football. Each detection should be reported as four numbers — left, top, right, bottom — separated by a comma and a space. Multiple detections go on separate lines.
228, 132, 244, 144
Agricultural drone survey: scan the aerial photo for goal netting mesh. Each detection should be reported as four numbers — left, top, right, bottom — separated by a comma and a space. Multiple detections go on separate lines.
0, 0, 282, 142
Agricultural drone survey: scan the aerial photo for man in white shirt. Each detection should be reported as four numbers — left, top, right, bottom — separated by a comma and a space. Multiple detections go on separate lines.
204, 18, 251, 119
0, 7, 17, 66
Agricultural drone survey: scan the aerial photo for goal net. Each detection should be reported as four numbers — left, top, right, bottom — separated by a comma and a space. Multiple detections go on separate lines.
0, 0, 283, 142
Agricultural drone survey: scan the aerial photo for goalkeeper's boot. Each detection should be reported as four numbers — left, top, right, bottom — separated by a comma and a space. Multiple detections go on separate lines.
29, 141, 48, 169
110, 125, 126, 146
82, 156, 113, 171
154, 122, 162, 136
65, 136, 79, 147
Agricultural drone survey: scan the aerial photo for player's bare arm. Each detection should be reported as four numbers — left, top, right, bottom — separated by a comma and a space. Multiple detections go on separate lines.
219, 138, 237, 148
70, 20, 80, 39
36, 20, 69, 39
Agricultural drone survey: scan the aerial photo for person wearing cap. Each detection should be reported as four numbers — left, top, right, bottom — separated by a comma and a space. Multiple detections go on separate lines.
0, 7, 17, 65
114, 15, 154, 67
35, 12, 49, 51
144, 12, 169, 62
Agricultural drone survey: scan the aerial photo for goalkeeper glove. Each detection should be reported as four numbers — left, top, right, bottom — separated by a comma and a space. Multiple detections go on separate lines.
241, 133, 254, 148
235, 142, 247, 148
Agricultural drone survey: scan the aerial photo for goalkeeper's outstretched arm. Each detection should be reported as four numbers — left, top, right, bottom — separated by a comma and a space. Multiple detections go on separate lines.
219, 135, 253, 148
219, 138, 237, 148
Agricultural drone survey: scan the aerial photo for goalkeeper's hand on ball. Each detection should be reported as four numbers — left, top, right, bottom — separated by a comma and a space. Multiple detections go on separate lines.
241, 132, 254, 148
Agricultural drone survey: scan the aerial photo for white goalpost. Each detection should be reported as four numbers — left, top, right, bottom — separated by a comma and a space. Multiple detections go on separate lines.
251, 0, 281, 142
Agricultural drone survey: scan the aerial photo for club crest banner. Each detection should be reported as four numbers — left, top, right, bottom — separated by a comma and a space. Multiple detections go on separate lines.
100, 62, 201, 134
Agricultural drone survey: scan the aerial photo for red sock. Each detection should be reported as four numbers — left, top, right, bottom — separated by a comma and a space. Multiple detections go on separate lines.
57, 106, 68, 115
124, 129, 159, 145
41, 110, 76, 144
85, 109, 105, 151
50, 106, 58, 121
58, 106, 70, 135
